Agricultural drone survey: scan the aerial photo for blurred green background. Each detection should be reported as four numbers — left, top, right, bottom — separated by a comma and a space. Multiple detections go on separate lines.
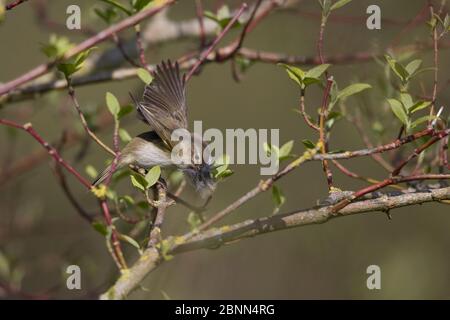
1, 0, 450, 299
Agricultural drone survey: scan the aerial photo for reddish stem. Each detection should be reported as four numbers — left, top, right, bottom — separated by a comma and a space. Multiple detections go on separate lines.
318, 77, 334, 190
332, 173, 450, 213
186, 3, 248, 81
391, 130, 449, 176
5, 0, 28, 10
0, 0, 175, 96
195, 0, 206, 48
0, 119, 91, 188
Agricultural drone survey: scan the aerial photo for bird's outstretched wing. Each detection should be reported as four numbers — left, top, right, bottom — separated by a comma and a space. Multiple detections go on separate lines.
134, 60, 187, 148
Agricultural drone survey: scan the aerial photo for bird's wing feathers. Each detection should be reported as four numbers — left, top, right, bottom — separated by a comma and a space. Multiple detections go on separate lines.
137, 60, 187, 147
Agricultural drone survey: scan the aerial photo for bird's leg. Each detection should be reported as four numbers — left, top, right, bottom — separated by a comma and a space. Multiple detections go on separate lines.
166, 192, 207, 214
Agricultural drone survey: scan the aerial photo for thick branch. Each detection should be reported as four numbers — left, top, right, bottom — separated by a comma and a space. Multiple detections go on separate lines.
101, 185, 450, 299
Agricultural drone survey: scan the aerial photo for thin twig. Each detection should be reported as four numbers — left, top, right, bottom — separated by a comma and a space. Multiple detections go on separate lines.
4, 40, 450, 105
195, 0, 206, 48
428, 2, 439, 124
331, 174, 450, 213
391, 131, 447, 176
5, 0, 28, 11
331, 159, 403, 190
299, 88, 319, 131
0, 119, 91, 188
0, 0, 176, 96
185, 144, 321, 236
111, 33, 140, 68
66, 77, 116, 156
186, 2, 248, 81
135, 24, 150, 71
318, 77, 334, 190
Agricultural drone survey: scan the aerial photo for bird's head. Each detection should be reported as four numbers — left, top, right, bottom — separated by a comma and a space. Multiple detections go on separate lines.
183, 162, 216, 199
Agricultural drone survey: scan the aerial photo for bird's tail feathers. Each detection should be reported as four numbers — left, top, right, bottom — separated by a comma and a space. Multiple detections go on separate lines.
92, 165, 114, 187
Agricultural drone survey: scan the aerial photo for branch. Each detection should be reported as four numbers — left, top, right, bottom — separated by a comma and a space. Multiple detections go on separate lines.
101, 184, 450, 299
0, 119, 91, 188
3, 40, 449, 105
186, 2, 248, 81
0, 109, 114, 187
5, 0, 28, 11
66, 78, 115, 156
0, 0, 176, 96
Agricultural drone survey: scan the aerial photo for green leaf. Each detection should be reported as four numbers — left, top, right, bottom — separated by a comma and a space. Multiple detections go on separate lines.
325, 111, 343, 129
214, 154, 232, 179
301, 139, 316, 149
217, 5, 230, 20
215, 169, 234, 179
400, 93, 413, 110
119, 128, 132, 143
94, 7, 118, 24
132, 0, 152, 11
410, 67, 436, 78
305, 64, 331, 78
106, 188, 117, 201
203, 11, 218, 22
187, 212, 202, 231
264, 143, 279, 158
117, 104, 134, 119
100, 0, 132, 15
410, 115, 435, 129
385, 55, 409, 82
41, 35, 73, 59
330, 0, 352, 11
137, 68, 153, 85
159, 239, 174, 261
271, 185, 285, 208
85, 165, 98, 179
318, 0, 332, 15
215, 154, 230, 166
92, 221, 108, 236
74, 48, 95, 68
118, 234, 142, 253
279, 140, 294, 160
58, 48, 96, 77
57, 63, 78, 78
119, 195, 135, 206
145, 166, 161, 187
388, 98, 409, 126
235, 56, 254, 73
337, 83, 371, 101
130, 174, 148, 192
278, 63, 304, 87
204, 5, 241, 30
106, 92, 120, 117
328, 80, 339, 109
372, 121, 384, 134
303, 77, 322, 87
409, 100, 431, 113
405, 59, 422, 77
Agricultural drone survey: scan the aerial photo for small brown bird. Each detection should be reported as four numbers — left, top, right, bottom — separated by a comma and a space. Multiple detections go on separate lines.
93, 60, 216, 198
